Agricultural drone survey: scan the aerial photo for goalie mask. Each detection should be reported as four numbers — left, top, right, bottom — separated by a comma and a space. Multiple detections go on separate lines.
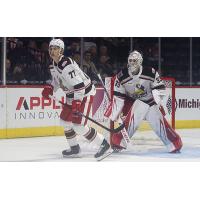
128, 51, 143, 75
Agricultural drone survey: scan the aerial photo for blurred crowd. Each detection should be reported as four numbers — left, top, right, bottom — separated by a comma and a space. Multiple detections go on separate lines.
1, 37, 200, 86
1, 37, 132, 85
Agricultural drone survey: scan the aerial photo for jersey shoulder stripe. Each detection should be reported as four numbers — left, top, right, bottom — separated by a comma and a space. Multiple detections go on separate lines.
58, 56, 73, 71
152, 84, 166, 90
141, 67, 156, 79
117, 68, 130, 82
113, 91, 127, 99
74, 82, 85, 90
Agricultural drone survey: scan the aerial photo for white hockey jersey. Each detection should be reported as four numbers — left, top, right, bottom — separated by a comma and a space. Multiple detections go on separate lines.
113, 66, 166, 106
49, 56, 95, 101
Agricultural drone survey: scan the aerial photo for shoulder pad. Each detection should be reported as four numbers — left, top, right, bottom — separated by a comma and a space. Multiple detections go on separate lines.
141, 67, 156, 79
61, 56, 73, 67
117, 68, 129, 82
58, 56, 73, 70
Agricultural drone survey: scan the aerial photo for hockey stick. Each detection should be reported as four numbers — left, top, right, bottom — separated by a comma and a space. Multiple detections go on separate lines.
49, 95, 125, 133
74, 111, 125, 133
97, 74, 131, 144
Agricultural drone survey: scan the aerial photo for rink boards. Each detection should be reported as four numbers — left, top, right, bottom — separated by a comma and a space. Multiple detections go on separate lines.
0, 86, 110, 139
0, 85, 200, 139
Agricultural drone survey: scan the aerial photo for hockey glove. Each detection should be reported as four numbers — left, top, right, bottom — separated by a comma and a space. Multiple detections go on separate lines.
72, 100, 82, 124
42, 85, 53, 99
72, 100, 82, 114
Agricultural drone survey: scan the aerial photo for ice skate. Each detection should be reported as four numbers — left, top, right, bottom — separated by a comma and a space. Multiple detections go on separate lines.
94, 139, 112, 161
111, 133, 127, 153
62, 144, 81, 158
170, 149, 181, 153
169, 137, 182, 153
112, 144, 125, 153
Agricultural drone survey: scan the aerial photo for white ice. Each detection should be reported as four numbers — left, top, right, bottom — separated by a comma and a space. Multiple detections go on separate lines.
0, 128, 200, 162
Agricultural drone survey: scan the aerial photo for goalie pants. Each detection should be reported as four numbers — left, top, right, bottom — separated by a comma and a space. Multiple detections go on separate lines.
60, 95, 104, 148
118, 100, 182, 152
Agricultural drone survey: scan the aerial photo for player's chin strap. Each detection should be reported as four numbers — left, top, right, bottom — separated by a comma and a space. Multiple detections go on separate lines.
49, 95, 125, 133
97, 74, 131, 145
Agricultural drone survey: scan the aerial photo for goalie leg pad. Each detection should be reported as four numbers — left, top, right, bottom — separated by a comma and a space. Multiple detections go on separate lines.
104, 96, 124, 121
146, 105, 182, 152
163, 117, 183, 153
124, 99, 149, 138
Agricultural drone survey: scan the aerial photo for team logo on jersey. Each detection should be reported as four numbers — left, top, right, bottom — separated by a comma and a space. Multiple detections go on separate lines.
135, 84, 146, 95
62, 61, 68, 67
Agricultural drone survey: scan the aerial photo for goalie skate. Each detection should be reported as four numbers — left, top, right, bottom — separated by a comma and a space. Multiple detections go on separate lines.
62, 144, 81, 158
94, 139, 112, 161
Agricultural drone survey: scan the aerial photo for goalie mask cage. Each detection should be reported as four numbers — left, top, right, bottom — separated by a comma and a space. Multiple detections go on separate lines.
90, 77, 176, 140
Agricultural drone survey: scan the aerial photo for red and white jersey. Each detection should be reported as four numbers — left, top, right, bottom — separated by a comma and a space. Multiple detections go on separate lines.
49, 56, 95, 101
113, 66, 166, 106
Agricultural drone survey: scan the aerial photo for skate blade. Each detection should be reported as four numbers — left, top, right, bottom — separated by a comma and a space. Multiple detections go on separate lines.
170, 150, 181, 154
96, 149, 114, 162
63, 153, 82, 158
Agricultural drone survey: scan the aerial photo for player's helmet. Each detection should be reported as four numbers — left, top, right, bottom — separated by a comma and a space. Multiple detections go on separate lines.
128, 50, 143, 75
49, 39, 64, 50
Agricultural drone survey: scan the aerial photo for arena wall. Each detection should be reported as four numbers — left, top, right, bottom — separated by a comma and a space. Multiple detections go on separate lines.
0, 86, 200, 139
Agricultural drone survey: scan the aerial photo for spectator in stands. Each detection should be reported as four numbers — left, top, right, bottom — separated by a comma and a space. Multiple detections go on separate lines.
82, 51, 99, 83
27, 40, 41, 63
65, 41, 80, 57
72, 51, 81, 65
96, 55, 116, 79
41, 42, 49, 52
40, 41, 51, 65
89, 45, 98, 65
98, 44, 114, 65
6, 59, 14, 82
7, 37, 18, 50
7, 38, 26, 67
12, 63, 27, 84
99, 45, 108, 57
145, 44, 159, 67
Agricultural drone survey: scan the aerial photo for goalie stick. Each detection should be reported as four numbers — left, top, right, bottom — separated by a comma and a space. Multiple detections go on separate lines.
49, 95, 125, 133
97, 74, 131, 144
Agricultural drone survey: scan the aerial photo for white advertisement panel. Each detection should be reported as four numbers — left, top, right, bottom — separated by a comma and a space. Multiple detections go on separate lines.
6, 86, 65, 129
0, 88, 6, 129
0, 86, 200, 134
176, 87, 200, 120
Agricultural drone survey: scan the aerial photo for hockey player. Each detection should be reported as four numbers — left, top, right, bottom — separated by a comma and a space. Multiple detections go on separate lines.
41, 39, 110, 160
105, 50, 182, 153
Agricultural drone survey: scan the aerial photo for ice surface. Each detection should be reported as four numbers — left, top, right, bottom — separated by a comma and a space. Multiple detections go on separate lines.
0, 129, 200, 162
